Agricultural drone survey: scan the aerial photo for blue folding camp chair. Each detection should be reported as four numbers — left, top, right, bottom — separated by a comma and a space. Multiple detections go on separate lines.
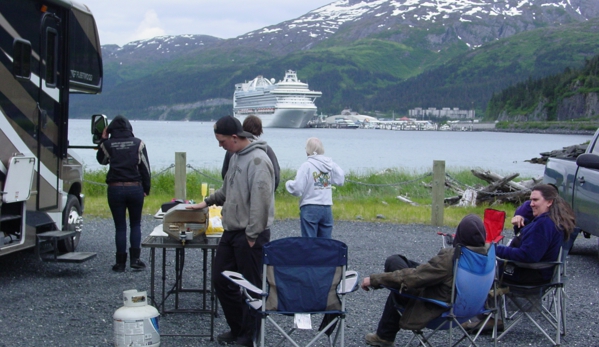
222, 237, 359, 347
386, 244, 497, 347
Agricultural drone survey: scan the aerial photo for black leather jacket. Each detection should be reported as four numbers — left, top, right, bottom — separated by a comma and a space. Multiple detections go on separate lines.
96, 116, 151, 195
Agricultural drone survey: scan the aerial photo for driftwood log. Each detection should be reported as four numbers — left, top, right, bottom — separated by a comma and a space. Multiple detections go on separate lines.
526, 143, 588, 165
444, 170, 542, 206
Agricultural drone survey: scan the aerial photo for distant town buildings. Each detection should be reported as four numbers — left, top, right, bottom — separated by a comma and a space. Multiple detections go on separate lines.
409, 107, 475, 120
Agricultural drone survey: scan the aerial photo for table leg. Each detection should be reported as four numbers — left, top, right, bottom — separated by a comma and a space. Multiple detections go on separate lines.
150, 247, 156, 307
161, 248, 166, 315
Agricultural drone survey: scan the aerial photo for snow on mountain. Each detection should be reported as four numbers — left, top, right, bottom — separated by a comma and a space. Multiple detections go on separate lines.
233, 0, 598, 53
103, 0, 599, 61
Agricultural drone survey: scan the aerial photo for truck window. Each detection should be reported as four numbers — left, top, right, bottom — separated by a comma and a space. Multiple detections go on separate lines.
45, 28, 57, 87
13, 39, 31, 80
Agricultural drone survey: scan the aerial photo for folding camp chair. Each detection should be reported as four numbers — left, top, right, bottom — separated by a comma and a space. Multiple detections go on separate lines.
495, 247, 565, 346
437, 209, 505, 248
386, 244, 497, 347
483, 208, 506, 244
222, 237, 359, 347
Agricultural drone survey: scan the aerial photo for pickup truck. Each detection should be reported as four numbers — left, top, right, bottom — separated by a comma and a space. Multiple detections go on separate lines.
543, 128, 599, 243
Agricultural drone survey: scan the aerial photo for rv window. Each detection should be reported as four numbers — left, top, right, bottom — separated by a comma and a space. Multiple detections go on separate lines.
13, 39, 31, 80
45, 28, 58, 87
68, 8, 102, 93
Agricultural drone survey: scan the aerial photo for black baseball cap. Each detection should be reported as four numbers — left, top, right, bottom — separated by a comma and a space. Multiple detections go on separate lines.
214, 116, 254, 138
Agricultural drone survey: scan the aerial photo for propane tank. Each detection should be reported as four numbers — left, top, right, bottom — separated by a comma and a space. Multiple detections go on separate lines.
113, 289, 160, 347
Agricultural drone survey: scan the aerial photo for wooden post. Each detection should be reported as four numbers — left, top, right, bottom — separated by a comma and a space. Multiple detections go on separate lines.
174, 152, 186, 200
431, 160, 445, 226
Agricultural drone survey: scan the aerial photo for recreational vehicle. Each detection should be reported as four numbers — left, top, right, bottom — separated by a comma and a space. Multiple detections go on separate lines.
0, 0, 103, 261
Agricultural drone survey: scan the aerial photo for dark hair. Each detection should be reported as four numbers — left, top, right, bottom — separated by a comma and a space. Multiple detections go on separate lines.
533, 184, 576, 241
242, 115, 263, 136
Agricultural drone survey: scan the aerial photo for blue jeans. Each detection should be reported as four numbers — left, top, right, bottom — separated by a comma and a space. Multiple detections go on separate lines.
299, 204, 333, 238
107, 185, 144, 253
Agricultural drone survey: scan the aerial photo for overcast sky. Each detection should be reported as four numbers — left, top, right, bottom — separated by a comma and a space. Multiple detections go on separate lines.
80, 0, 335, 46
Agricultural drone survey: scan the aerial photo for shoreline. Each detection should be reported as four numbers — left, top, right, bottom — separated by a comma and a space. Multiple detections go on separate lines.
488, 128, 595, 136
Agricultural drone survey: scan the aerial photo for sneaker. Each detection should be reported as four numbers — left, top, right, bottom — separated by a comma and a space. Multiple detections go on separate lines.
365, 332, 394, 347
217, 331, 237, 345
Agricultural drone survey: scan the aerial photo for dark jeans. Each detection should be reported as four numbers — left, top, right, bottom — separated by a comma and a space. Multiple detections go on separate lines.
376, 254, 420, 341
212, 229, 271, 345
107, 185, 144, 254
300, 204, 333, 238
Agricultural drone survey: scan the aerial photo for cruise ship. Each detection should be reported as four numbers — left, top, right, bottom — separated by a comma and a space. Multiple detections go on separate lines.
233, 70, 322, 128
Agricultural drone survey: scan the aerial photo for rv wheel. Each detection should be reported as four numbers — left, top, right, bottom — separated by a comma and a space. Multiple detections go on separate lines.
58, 195, 83, 252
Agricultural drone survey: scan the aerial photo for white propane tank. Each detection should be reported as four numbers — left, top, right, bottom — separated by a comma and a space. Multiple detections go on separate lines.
113, 289, 160, 347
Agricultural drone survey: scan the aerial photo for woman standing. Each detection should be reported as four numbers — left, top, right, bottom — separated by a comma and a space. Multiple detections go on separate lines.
285, 137, 344, 238
97, 115, 151, 272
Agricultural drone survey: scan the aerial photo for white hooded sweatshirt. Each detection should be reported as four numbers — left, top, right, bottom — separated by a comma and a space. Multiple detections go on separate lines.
285, 154, 345, 207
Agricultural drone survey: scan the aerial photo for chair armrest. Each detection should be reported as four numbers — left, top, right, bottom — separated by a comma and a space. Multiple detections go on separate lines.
338, 270, 359, 294
496, 257, 561, 270
222, 270, 266, 296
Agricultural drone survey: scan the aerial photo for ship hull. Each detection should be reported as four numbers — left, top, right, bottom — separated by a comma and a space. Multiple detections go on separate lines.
236, 107, 317, 128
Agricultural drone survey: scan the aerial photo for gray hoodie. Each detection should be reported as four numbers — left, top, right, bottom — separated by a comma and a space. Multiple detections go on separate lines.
285, 154, 345, 207
205, 139, 274, 240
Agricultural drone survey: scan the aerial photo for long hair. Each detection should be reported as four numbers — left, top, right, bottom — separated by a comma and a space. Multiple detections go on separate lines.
533, 184, 576, 241
242, 115, 263, 136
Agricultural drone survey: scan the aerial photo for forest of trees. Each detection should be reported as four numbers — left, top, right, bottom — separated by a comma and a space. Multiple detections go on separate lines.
486, 54, 599, 120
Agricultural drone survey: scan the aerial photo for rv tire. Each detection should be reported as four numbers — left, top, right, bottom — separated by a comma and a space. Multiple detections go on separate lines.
58, 194, 82, 252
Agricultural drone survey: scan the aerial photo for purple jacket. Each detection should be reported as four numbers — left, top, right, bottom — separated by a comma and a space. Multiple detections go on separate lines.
497, 212, 563, 281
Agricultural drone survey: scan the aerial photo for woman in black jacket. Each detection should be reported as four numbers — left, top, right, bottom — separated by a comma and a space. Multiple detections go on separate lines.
97, 115, 151, 272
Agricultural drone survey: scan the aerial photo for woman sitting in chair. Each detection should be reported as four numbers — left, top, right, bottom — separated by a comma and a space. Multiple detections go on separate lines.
497, 184, 575, 284
360, 214, 487, 347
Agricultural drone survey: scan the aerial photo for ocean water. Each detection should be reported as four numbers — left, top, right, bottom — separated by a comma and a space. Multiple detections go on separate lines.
68, 119, 592, 178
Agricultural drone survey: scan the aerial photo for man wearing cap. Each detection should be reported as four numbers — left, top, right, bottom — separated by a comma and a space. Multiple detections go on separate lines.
188, 116, 275, 346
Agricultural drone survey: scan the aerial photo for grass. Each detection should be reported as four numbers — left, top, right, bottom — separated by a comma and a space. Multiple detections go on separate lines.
83, 167, 520, 228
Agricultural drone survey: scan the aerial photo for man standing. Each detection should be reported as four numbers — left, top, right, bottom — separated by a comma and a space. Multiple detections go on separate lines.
188, 116, 275, 346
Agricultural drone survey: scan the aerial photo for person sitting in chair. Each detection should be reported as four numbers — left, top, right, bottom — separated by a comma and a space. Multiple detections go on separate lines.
360, 214, 487, 347
498, 184, 576, 284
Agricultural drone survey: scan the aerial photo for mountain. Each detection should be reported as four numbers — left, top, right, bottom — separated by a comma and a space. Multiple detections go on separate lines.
70, 0, 599, 121
487, 53, 599, 122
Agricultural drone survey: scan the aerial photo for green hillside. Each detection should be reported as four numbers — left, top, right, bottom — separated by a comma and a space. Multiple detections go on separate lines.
368, 18, 599, 117
487, 53, 599, 122
69, 18, 599, 121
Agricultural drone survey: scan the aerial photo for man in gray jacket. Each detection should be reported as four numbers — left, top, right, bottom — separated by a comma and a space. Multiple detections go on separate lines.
188, 116, 275, 347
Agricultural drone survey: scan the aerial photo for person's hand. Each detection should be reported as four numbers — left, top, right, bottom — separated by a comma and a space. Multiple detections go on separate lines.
511, 215, 525, 229
247, 239, 255, 248
361, 277, 372, 291
186, 201, 207, 210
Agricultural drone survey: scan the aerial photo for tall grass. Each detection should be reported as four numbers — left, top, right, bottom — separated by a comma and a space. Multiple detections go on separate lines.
83, 167, 519, 228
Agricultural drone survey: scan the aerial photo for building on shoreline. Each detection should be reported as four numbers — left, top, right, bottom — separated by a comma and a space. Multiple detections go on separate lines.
409, 107, 475, 120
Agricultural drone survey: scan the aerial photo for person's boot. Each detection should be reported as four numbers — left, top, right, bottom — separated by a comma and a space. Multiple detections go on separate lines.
112, 252, 127, 272
129, 248, 146, 270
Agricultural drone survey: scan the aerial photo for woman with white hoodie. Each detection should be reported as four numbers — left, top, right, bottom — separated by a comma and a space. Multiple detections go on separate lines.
285, 137, 345, 238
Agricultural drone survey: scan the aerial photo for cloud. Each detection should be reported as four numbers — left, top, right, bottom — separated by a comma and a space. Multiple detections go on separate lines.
129, 9, 166, 42
86, 0, 335, 46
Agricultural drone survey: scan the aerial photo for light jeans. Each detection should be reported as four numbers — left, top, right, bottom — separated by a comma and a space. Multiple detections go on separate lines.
299, 204, 333, 238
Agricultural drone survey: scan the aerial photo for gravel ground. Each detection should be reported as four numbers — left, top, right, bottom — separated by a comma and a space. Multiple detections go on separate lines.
1, 216, 598, 347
